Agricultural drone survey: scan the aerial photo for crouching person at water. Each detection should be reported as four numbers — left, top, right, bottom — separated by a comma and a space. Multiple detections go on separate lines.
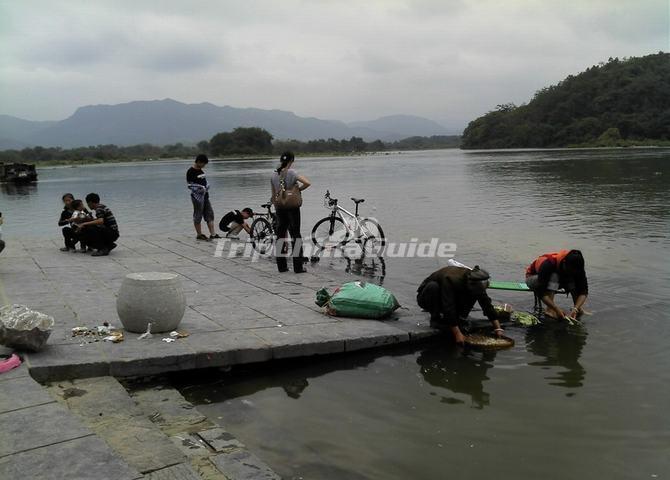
219, 208, 254, 238
417, 265, 504, 345
271, 151, 310, 273
77, 193, 120, 256
525, 249, 588, 320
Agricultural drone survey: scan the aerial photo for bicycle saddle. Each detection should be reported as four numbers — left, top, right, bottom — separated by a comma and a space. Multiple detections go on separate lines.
261, 203, 272, 208
351, 197, 365, 204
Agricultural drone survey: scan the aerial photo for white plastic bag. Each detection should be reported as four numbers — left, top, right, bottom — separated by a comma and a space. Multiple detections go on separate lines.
0, 304, 54, 351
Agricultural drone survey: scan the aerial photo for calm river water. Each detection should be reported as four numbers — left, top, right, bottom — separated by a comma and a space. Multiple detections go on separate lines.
2, 149, 669, 479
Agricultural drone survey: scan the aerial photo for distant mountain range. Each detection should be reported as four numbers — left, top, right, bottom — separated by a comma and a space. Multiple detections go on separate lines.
0, 99, 451, 149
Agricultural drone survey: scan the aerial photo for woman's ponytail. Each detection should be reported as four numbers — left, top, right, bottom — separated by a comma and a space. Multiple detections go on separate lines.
276, 151, 295, 173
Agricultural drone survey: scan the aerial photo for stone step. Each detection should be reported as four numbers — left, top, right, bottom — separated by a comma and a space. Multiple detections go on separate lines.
47, 376, 280, 480
46, 377, 187, 475
128, 381, 280, 480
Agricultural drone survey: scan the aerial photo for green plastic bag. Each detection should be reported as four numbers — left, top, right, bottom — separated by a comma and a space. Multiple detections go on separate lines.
315, 282, 400, 319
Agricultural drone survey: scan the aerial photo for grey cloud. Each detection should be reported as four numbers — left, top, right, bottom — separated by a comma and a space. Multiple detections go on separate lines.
136, 43, 221, 72
358, 49, 410, 74
0, 0, 667, 128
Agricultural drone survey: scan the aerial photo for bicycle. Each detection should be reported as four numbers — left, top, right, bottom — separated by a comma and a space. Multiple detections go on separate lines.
311, 190, 386, 256
249, 202, 278, 255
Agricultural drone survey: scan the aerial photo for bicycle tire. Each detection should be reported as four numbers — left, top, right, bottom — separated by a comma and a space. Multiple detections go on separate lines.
311, 216, 350, 249
250, 217, 274, 255
359, 218, 386, 256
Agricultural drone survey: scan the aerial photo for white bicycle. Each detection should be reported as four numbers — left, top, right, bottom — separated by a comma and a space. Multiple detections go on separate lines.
311, 190, 386, 256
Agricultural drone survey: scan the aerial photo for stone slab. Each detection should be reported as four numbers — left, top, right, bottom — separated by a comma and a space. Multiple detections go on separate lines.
130, 385, 212, 435
0, 376, 55, 413
0, 402, 92, 457
0, 435, 142, 480
47, 376, 187, 474
210, 449, 280, 480
145, 462, 202, 480
183, 331, 272, 369
25, 343, 111, 382
250, 324, 346, 359
197, 427, 246, 452
0, 356, 29, 382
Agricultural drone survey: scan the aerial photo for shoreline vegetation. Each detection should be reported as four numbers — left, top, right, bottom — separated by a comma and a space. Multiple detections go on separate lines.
461, 52, 670, 149
0, 129, 461, 167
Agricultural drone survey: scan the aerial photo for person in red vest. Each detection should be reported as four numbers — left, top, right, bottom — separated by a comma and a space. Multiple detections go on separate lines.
525, 249, 588, 320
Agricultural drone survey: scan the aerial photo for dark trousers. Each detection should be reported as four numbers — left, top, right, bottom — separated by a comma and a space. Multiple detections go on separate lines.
274, 207, 304, 272
62, 227, 77, 249
80, 226, 119, 251
417, 280, 441, 319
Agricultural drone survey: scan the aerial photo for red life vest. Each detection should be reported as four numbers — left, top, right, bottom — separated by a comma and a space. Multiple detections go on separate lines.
526, 250, 571, 276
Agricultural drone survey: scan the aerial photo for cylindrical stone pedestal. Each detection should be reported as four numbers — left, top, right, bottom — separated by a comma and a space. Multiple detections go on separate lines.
116, 272, 186, 333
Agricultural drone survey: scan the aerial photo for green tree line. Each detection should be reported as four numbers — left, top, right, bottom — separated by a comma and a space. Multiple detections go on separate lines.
461, 52, 670, 148
0, 128, 460, 164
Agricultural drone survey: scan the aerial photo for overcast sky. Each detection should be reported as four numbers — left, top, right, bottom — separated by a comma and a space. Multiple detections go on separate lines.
0, 0, 668, 131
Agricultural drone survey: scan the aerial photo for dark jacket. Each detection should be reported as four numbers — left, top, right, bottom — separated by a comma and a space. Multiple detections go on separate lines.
58, 207, 73, 227
417, 266, 497, 326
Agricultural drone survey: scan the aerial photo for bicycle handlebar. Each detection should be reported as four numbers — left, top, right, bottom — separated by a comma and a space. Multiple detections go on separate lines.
323, 190, 338, 208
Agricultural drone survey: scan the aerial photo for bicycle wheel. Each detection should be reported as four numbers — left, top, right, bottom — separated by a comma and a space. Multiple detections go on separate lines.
250, 217, 274, 255
359, 218, 386, 256
312, 216, 350, 249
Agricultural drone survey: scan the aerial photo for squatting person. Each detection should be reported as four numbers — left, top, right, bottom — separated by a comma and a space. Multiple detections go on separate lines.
219, 207, 254, 238
525, 249, 588, 320
78, 193, 120, 256
416, 265, 504, 344
58, 193, 77, 252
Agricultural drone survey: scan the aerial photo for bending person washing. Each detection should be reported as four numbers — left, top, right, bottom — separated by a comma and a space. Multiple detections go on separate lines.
525, 249, 588, 320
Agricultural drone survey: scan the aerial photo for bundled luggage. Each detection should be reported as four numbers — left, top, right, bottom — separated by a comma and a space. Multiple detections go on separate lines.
315, 281, 400, 319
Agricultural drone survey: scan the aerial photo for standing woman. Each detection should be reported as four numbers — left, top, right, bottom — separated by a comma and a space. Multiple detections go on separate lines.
187, 154, 220, 241
271, 151, 310, 273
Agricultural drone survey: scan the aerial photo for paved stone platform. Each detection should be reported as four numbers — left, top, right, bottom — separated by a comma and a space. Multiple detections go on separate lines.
0, 235, 436, 382
0, 364, 142, 480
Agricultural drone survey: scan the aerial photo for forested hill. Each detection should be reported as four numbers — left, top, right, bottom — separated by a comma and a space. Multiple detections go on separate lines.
461, 52, 670, 148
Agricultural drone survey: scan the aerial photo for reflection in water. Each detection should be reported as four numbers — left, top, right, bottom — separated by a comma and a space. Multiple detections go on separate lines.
282, 378, 310, 399
344, 256, 386, 284
177, 350, 383, 404
417, 343, 496, 409
310, 247, 387, 284
466, 150, 670, 241
1, 182, 38, 196
525, 322, 587, 390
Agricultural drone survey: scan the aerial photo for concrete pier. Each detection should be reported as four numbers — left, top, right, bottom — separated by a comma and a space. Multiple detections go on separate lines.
0, 235, 436, 383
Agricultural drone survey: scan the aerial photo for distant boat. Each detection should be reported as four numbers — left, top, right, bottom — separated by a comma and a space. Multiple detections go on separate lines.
0, 163, 38, 183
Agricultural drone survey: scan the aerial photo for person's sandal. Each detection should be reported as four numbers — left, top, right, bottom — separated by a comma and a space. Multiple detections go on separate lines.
196, 234, 209, 241
210, 234, 221, 239
91, 249, 109, 257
